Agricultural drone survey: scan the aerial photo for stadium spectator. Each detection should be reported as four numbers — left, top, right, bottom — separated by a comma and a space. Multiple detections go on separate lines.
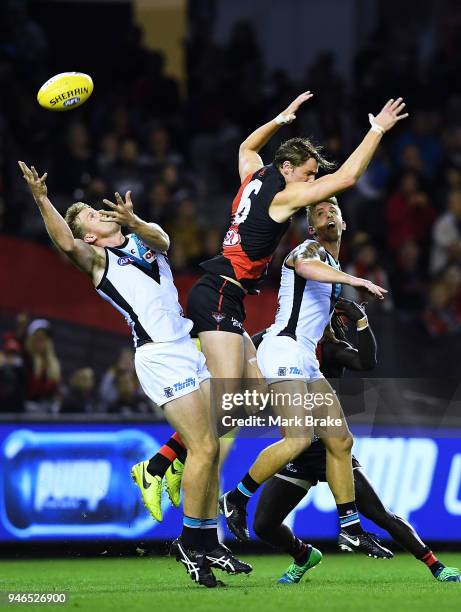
99, 347, 136, 408
144, 126, 183, 172
165, 197, 203, 267
23, 319, 61, 412
60, 367, 98, 414
342, 240, 393, 312
102, 138, 147, 202
0, 336, 25, 411
430, 190, 461, 275
107, 371, 158, 417
423, 278, 461, 337
390, 240, 427, 311
146, 180, 173, 226
385, 171, 436, 251
54, 122, 95, 197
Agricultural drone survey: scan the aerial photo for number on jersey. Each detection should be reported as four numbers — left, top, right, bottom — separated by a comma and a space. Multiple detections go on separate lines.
233, 179, 262, 225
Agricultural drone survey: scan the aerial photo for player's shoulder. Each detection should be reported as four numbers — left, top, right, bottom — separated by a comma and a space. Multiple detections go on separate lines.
290, 239, 326, 261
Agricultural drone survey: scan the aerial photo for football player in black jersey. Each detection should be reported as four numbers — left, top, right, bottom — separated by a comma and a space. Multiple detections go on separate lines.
138, 94, 409, 532
251, 302, 461, 584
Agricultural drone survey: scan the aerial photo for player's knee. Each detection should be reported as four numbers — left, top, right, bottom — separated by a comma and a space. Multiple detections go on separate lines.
326, 433, 353, 456
189, 435, 219, 463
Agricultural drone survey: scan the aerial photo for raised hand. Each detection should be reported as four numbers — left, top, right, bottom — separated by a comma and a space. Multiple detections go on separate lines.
372, 98, 409, 133
101, 191, 136, 227
277, 91, 314, 125
351, 277, 388, 300
18, 161, 48, 200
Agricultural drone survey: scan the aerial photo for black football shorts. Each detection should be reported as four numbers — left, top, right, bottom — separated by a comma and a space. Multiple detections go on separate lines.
187, 273, 246, 335
278, 440, 362, 486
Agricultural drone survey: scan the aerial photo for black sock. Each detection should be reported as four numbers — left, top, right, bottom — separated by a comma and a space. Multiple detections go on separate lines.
337, 501, 363, 535
177, 448, 188, 464
147, 434, 186, 478
419, 549, 445, 576
201, 519, 220, 552
147, 454, 171, 478
293, 540, 312, 565
230, 473, 260, 506
182, 516, 204, 550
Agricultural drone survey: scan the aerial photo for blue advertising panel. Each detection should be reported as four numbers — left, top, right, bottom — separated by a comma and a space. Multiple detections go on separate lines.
0, 423, 460, 542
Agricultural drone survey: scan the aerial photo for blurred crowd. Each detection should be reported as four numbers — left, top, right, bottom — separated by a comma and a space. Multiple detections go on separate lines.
1, 2, 461, 355
0, 312, 163, 416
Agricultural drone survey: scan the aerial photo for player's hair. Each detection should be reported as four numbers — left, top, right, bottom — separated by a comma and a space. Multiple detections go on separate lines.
306, 197, 340, 228
65, 202, 90, 238
274, 137, 336, 171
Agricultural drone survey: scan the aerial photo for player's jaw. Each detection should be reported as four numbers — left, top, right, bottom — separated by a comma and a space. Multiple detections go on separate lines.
311, 206, 345, 242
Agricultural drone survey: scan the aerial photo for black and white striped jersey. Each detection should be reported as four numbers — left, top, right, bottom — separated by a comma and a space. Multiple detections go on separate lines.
265, 239, 342, 350
96, 234, 193, 347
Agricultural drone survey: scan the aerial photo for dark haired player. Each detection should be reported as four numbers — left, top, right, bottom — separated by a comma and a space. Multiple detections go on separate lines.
132, 93, 408, 526
252, 302, 461, 584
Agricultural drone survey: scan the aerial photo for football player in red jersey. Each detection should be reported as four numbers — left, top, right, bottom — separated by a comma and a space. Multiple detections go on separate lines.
133, 93, 407, 533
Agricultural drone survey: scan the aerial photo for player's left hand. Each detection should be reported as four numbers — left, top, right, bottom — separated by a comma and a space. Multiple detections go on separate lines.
101, 191, 137, 227
277, 91, 314, 124
335, 298, 367, 321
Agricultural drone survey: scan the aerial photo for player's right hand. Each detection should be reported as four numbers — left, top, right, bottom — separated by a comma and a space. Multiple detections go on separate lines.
372, 98, 408, 132
352, 278, 388, 300
277, 91, 314, 124
18, 161, 48, 200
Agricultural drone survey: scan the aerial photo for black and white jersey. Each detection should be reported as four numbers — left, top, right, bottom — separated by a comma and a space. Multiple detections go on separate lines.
96, 234, 192, 347
265, 239, 342, 351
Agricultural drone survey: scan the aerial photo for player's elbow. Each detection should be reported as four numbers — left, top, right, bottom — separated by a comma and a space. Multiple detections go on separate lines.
335, 171, 357, 191
160, 233, 170, 252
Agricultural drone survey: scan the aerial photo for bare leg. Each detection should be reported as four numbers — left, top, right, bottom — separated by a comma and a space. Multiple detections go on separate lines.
309, 377, 355, 504
164, 381, 218, 518
249, 380, 313, 484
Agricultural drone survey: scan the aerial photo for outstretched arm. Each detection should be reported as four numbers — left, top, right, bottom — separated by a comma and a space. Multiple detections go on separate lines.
273, 98, 409, 215
292, 242, 388, 300
102, 191, 170, 252
18, 161, 99, 277
238, 91, 314, 182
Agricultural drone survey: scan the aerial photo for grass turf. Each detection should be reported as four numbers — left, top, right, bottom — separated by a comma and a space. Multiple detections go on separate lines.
0, 553, 460, 612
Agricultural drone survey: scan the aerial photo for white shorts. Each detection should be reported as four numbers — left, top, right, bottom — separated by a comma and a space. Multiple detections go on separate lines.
134, 336, 211, 407
257, 335, 324, 384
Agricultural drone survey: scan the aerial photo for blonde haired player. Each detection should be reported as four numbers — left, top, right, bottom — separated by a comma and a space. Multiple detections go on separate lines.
18, 161, 251, 587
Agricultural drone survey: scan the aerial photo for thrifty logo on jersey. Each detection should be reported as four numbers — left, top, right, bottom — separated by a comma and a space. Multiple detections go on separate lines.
117, 256, 135, 266
212, 312, 226, 323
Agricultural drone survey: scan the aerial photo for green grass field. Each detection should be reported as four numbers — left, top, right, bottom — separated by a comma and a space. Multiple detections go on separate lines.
0, 553, 460, 612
